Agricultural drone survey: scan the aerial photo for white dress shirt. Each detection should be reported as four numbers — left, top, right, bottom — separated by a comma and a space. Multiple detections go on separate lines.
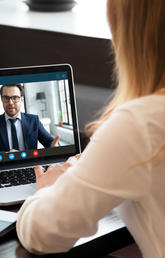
5, 112, 25, 151
16, 94, 165, 258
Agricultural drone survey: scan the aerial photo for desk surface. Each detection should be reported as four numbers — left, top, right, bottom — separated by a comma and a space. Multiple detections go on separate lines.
0, 0, 114, 88
0, 208, 134, 258
0, 0, 111, 39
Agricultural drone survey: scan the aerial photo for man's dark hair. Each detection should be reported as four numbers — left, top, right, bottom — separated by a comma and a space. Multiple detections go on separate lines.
0, 84, 24, 97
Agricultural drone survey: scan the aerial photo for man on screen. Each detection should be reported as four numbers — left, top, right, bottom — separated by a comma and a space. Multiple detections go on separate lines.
0, 84, 60, 152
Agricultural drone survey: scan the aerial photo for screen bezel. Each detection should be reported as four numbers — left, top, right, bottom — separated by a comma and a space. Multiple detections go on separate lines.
0, 64, 81, 170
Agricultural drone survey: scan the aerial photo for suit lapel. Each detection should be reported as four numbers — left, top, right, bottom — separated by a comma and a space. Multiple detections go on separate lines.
0, 114, 10, 150
21, 113, 29, 150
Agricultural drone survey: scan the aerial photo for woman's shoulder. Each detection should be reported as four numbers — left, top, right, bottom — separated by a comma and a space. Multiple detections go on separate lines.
114, 94, 165, 118
109, 94, 165, 157
111, 94, 165, 146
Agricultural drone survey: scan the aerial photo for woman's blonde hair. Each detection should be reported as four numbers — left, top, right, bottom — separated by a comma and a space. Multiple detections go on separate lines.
85, 0, 165, 136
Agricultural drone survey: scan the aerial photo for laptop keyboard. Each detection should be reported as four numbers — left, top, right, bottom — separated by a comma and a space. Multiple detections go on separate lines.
0, 166, 48, 188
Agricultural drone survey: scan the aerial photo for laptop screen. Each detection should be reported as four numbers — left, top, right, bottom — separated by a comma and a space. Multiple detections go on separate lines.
0, 64, 80, 169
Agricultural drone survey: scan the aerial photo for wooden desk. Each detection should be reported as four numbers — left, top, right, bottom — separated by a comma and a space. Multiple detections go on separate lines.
0, 208, 134, 258
0, 0, 115, 89
0, 25, 115, 88
0, 0, 111, 39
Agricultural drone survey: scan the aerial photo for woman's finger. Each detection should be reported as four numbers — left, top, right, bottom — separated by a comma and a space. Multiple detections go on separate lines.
75, 153, 81, 159
34, 166, 44, 178
66, 156, 78, 166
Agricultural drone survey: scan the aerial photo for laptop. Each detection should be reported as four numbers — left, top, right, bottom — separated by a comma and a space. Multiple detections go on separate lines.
0, 64, 81, 206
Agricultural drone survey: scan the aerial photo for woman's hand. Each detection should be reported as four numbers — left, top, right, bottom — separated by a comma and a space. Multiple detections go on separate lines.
34, 155, 81, 191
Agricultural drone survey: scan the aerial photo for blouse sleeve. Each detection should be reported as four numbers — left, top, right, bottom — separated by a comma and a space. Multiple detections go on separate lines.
16, 109, 152, 254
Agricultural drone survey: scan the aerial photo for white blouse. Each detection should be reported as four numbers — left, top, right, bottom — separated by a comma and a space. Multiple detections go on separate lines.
16, 94, 165, 258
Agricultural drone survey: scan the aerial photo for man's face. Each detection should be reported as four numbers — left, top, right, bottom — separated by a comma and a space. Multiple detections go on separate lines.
1, 86, 23, 118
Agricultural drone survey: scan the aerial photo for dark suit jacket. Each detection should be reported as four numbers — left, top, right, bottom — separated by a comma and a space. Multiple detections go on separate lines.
0, 113, 54, 152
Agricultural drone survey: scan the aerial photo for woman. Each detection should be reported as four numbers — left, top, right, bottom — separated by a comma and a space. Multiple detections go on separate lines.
16, 1, 165, 257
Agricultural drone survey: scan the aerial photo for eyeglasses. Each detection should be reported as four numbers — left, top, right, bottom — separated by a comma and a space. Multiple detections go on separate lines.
1, 95, 21, 103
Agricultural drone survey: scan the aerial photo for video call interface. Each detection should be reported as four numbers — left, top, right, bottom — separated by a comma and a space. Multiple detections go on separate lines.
0, 71, 76, 163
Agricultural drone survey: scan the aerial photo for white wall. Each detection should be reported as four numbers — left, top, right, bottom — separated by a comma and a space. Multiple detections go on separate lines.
24, 81, 75, 145
24, 81, 59, 137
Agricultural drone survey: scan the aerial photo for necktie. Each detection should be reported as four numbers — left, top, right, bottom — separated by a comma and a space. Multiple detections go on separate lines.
9, 119, 19, 150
